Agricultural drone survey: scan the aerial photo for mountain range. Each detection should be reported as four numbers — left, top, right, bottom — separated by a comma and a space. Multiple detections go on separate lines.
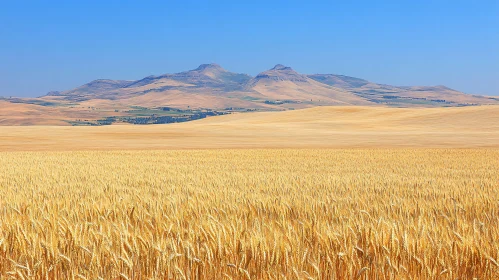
1, 63, 498, 125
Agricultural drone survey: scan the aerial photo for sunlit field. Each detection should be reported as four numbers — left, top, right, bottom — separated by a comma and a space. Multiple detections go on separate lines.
1, 149, 498, 279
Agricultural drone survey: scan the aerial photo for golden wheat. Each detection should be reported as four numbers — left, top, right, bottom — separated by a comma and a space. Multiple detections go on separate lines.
0, 149, 498, 279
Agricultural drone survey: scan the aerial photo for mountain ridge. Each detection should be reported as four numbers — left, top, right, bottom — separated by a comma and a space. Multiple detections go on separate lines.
2, 63, 498, 125
41, 63, 493, 107
39, 63, 499, 108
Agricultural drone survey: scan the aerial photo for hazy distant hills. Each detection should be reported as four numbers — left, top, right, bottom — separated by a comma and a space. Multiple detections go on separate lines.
43, 63, 498, 108
246, 64, 373, 106
2, 63, 498, 125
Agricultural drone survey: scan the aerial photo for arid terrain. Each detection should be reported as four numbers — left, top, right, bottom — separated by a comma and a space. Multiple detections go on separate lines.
1, 105, 499, 279
2, 64, 499, 126
1, 105, 498, 151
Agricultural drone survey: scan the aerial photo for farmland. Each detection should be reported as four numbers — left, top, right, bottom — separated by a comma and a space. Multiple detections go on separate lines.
2, 106, 499, 151
0, 149, 498, 279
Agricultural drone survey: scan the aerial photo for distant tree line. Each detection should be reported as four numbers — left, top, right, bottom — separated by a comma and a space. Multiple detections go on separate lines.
264, 100, 300, 105
123, 111, 223, 125
71, 110, 227, 126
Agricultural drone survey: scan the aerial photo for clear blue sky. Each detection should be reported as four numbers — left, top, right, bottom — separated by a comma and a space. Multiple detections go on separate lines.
1, 0, 498, 97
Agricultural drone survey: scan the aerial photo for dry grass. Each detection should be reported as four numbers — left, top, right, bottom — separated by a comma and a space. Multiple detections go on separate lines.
1, 106, 499, 151
0, 149, 498, 279
0, 101, 125, 126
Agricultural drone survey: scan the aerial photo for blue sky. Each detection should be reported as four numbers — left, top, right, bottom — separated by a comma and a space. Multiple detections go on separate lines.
1, 0, 498, 97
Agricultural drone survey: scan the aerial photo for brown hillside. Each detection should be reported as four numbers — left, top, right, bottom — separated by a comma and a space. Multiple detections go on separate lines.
1, 105, 498, 151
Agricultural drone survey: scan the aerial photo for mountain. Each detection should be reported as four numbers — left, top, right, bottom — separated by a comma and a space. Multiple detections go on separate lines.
2, 63, 498, 125
47, 79, 134, 99
246, 65, 374, 106
127, 63, 252, 90
308, 74, 495, 106
39, 64, 262, 110
249, 64, 309, 84
41, 63, 499, 108
307, 74, 370, 88
45, 63, 251, 100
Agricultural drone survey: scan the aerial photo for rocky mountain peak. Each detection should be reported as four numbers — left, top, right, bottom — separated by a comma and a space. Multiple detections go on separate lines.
251, 64, 308, 83
193, 63, 226, 72
271, 64, 293, 71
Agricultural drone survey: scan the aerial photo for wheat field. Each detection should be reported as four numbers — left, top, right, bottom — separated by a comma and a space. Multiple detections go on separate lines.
2, 106, 499, 151
0, 149, 498, 279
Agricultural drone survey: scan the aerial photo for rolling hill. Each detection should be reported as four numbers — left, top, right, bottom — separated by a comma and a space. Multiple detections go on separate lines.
2, 63, 499, 125
1, 105, 498, 150
246, 64, 374, 106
